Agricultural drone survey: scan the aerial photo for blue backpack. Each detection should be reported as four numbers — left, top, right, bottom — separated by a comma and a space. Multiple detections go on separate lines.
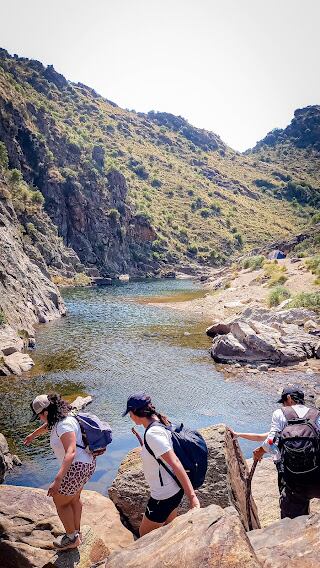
75, 412, 112, 457
144, 422, 208, 489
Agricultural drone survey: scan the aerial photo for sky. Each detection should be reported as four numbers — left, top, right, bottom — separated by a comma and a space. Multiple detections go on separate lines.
1, 0, 319, 151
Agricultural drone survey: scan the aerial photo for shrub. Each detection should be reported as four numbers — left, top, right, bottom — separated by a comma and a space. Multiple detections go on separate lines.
305, 256, 320, 278
151, 178, 162, 188
234, 233, 244, 247
187, 244, 198, 255
9, 168, 23, 184
290, 292, 320, 312
30, 190, 45, 205
74, 272, 92, 286
26, 222, 37, 236
311, 212, 320, 225
263, 261, 288, 287
267, 286, 291, 307
108, 208, 120, 221
241, 255, 265, 270
0, 142, 8, 169
0, 309, 6, 325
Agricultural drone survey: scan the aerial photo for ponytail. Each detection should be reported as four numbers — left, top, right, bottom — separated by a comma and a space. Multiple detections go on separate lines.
132, 403, 171, 426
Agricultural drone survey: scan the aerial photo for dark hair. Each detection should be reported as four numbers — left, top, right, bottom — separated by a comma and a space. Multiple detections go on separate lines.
132, 402, 171, 426
289, 394, 304, 404
46, 393, 72, 429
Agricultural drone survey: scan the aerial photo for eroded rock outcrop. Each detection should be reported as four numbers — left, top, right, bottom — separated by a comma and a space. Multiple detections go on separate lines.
106, 504, 262, 568
0, 485, 133, 568
0, 433, 21, 484
109, 425, 259, 535
208, 308, 320, 364
249, 511, 320, 567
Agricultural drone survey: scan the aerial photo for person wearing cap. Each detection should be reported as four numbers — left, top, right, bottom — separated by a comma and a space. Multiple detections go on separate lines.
233, 385, 320, 519
123, 392, 200, 537
23, 394, 96, 551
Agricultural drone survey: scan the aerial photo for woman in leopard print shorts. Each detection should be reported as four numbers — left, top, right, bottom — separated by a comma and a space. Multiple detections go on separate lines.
24, 393, 96, 551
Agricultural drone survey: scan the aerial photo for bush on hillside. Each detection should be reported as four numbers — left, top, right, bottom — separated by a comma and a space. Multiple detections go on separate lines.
263, 261, 288, 287
241, 255, 265, 270
0, 142, 8, 169
290, 292, 320, 312
108, 208, 120, 222
267, 286, 291, 307
0, 309, 6, 325
30, 190, 45, 205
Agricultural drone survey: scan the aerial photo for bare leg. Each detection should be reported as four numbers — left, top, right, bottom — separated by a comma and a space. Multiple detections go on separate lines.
70, 489, 83, 533
139, 514, 163, 537
53, 493, 77, 534
164, 507, 178, 525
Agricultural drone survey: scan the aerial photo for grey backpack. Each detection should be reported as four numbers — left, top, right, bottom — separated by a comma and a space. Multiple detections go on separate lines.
279, 406, 320, 482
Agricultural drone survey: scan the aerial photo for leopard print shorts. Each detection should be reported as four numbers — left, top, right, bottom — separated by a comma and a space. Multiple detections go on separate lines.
59, 460, 96, 495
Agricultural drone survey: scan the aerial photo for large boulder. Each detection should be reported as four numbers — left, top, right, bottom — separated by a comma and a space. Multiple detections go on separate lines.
106, 505, 262, 568
249, 512, 320, 567
109, 425, 259, 535
210, 309, 319, 364
0, 485, 133, 568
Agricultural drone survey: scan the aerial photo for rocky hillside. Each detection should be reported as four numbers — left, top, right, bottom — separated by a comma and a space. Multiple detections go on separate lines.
0, 48, 318, 278
247, 106, 320, 211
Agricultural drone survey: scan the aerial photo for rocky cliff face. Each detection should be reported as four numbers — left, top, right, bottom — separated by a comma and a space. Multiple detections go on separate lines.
0, 174, 74, 332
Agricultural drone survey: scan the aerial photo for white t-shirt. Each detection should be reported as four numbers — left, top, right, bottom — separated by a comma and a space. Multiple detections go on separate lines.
141, 423, 180, 500
50, 416, 93, 465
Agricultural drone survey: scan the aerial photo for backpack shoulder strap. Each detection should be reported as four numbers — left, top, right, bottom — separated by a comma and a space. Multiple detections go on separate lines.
143, 424, 181, 488
305, 407, 320, 424
282, 407, 299, 421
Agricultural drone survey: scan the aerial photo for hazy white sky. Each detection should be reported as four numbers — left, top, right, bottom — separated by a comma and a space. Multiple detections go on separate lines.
1, 0, 319, 150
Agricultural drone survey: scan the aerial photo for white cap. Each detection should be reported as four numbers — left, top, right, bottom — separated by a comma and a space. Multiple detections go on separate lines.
31, 394, 50, 416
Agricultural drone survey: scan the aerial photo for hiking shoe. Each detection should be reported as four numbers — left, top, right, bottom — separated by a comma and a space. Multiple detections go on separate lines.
53, 533, 81, 550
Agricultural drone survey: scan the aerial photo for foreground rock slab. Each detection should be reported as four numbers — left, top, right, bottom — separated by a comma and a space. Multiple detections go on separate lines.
106, 505, 262, 568
109, 425, 259, 534
249, 511, 320, 568
0, 485, 133, 568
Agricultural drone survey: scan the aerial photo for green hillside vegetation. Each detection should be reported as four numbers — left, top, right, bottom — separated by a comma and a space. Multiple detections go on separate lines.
0, 49, 319, 271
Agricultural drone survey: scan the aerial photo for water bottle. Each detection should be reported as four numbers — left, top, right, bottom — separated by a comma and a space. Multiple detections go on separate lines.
267, 437, 281, 462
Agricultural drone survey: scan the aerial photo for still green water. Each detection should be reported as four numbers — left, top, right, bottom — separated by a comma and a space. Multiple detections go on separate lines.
1, 279, 275, 495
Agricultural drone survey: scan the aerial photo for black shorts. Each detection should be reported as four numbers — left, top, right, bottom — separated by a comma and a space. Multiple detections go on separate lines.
144, 489, 184, 523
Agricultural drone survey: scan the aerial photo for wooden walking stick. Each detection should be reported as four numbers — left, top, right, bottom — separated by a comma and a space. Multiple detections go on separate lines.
246, 457, 259, 531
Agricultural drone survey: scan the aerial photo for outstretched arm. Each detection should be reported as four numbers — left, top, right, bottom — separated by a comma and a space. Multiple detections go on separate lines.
232, 431, 269, 442
23, 423, 48, 445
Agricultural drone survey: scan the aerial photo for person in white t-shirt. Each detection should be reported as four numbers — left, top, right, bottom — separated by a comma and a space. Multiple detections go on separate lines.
23, 393, 96, 551
122, 392, 200, 537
